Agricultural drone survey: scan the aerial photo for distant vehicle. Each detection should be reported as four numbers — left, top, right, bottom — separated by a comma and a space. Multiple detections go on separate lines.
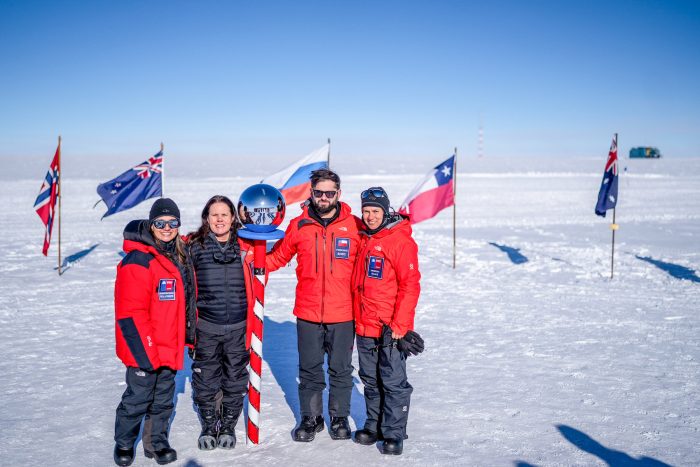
629, 147, 662, 158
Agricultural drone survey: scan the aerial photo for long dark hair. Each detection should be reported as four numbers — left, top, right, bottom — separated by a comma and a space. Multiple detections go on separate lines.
188, 195, 238, 245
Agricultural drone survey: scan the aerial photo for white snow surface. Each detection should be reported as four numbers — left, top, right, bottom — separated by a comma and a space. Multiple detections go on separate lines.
0, 157, 698, 466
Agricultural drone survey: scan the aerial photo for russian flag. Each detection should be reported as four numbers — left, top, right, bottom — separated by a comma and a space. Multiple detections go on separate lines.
399, 155, 455, 224
262, 144, 329, 205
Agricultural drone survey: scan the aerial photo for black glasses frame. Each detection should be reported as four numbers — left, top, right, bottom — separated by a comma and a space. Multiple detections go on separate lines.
312, 189, 338, 199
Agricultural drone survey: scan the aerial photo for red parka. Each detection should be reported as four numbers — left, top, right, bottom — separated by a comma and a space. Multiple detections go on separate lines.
266, 202, 362, 323
115, 220, 193, 371
352, 215, 421, 338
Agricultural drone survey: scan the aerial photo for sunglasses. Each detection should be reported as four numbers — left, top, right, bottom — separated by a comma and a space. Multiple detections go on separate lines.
152, 219, 181, 229
361, 187, 387, 199
312, 189, 338, 199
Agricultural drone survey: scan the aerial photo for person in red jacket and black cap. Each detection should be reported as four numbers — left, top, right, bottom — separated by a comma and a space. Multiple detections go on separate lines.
266, 168, 362, 442
113, 198, 196, 466
352, 187, 421, 456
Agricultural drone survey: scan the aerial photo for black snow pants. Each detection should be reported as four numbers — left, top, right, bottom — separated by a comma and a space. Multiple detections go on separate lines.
191, 319, 249, 419
296, 318, 354, 418
356, 333, 413, 440
114, 366, 176, 451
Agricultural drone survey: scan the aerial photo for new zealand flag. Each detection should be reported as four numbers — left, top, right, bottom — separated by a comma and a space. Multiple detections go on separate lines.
97, 151, 163, 219
595, 135, 619, 217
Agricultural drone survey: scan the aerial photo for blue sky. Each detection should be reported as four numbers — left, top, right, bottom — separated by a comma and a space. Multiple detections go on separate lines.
1, 0, 699, 162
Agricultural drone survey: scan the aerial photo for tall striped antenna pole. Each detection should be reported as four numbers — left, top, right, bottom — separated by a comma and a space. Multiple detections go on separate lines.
327, 137, 331, 167
246, 240, 267, 444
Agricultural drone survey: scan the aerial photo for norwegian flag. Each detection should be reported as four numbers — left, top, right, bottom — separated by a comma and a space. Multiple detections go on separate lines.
96, 150, 163, 218
595, 135, 619, 217
34, 143, 60, 255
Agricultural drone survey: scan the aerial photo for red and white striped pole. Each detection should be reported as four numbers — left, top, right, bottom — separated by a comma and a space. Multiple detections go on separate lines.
236, 183, 286, 445
247, 240, 267, 444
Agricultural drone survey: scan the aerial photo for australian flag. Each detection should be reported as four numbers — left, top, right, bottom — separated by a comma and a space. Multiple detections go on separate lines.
34, 143, 61, 255
97, 151, 163, 219
595, 135, 619, 217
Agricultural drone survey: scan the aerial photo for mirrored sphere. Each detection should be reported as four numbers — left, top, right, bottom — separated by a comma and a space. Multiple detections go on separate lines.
237, 184, 286, 232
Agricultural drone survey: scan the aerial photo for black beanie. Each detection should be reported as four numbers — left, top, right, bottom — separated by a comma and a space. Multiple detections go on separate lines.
149, 198, 180, 222
361, 186, 390, 215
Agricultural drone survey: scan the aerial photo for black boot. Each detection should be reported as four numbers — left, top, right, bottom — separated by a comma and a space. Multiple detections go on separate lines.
381, 438, 403, 455
217, 406, 238, 449
198, 407, 218, 450
293, 415, 324, 442
353, 428, 378, 445
113, 445, 134, 466
329, 416, 351, 440
144, 444, 177, 465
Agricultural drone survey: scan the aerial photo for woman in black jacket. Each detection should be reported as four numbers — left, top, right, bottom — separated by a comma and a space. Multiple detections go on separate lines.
187, 195, 251, 450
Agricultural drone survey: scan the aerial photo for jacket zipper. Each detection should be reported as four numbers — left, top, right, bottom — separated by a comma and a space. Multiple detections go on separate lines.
321, 228, 326, 323
315, 233, 319, 274
330, 232, 335, 275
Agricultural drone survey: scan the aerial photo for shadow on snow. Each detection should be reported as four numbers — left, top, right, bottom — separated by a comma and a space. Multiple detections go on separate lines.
263, 317, 367, 433
514, 425, 672, 466
488, 242, 529, 264
636, 255, 700, 283
53, 243, 100, 271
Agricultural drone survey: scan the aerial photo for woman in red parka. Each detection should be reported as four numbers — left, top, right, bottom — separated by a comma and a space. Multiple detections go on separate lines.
352, 187, 421, 456
113, 198, 196, 467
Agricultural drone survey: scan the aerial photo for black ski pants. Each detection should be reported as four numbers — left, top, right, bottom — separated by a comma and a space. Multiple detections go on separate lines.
191, 323, 249, 419
296, 318, 354, 418
357, 334, 413, 440
114, 366, 176, 451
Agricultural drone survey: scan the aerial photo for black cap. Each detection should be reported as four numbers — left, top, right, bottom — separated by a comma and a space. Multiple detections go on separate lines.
149, 198, 180, 222
361, 186, 390, 215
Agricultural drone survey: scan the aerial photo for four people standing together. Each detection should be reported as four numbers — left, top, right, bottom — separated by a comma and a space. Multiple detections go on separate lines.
112, 169, 422, 465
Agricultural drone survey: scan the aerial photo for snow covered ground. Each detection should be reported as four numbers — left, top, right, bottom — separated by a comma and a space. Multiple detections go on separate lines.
0, 156, 698, 466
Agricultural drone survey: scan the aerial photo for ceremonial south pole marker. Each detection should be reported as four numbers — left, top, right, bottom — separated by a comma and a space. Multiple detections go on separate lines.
236, 184, 286, 445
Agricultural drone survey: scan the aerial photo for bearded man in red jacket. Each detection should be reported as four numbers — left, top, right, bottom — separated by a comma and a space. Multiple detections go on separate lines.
267, 168, 362, 442
351, 187, 421, 456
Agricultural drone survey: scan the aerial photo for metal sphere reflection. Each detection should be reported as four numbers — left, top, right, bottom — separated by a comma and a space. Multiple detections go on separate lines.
237, 184, 286, 233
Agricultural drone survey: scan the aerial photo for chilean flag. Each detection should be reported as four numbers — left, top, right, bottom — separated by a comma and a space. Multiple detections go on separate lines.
399, 155, 455, 224
262, 144, 329, 205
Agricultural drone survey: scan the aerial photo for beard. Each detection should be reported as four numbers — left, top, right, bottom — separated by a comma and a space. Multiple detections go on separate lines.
312, 198, 338, 215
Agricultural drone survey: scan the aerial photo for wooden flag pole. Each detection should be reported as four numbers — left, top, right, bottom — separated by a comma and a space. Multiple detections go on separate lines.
160, 142, 165, 197
610, 208, 617, 279
452, 147, 457, 269
610, 133, 618, 279
57, 135, 63, 276
327, 137, 331, 167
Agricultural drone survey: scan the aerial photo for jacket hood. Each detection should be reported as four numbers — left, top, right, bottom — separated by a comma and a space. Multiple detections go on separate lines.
123, 219, 158, 253
360, 213, 412, 239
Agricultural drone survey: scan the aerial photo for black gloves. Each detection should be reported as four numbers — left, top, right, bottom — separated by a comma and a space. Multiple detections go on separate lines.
397, 330, 425, 357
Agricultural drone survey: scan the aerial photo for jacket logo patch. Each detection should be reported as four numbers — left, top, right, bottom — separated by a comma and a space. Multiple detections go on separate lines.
374, 245, 382, 251
367, 256, 384, 279
339, 226, 348, 231
158, 278, 176, 301
335, 237, 350, 259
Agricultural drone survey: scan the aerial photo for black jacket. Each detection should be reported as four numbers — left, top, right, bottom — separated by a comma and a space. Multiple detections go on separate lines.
189, 233, 248, 325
